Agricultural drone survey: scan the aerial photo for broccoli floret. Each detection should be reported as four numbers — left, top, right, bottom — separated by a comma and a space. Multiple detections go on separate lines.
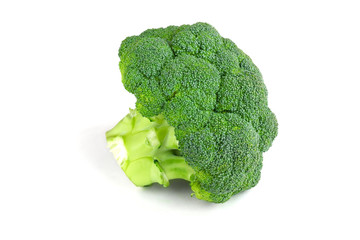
106, 22, 278, 203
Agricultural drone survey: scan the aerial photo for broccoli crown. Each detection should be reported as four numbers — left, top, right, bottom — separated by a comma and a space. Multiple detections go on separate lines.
115, 22, 278, 203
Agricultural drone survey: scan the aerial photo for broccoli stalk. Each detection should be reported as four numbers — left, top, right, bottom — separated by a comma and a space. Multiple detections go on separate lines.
106, 109, 194, 187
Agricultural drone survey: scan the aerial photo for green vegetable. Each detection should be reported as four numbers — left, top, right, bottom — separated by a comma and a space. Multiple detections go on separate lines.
106, 22, 278, 203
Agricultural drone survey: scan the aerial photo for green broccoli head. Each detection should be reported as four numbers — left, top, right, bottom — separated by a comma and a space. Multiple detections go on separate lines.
107, 22, 278, 203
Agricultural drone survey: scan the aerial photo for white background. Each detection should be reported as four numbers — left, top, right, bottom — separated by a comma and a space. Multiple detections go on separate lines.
1, 0, 359, 239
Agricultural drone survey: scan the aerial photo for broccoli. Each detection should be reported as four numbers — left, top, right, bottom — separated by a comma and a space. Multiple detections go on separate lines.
106, 22, 278, 203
